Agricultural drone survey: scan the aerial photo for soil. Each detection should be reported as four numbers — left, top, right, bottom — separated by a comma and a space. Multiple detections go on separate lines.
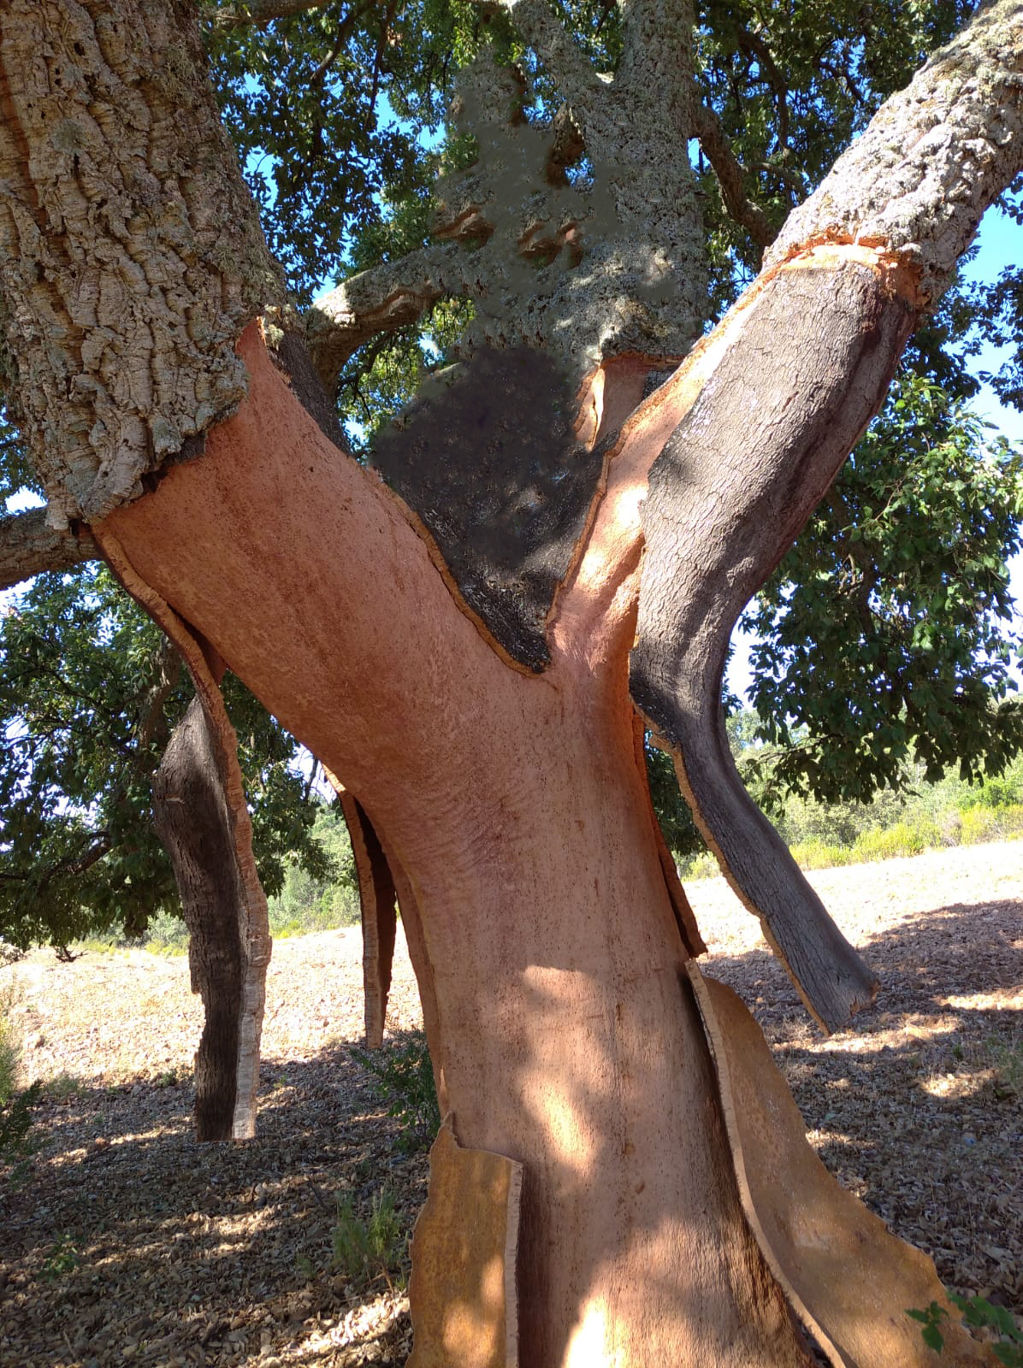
1, 841, 1021, 1367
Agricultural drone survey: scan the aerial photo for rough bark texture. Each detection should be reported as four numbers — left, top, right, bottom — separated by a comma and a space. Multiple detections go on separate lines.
309, 2, 708, 393
338, 790, 398, 1050
766, 0, 1023, 301
0, 506, 96, 590
0, 0, 284, 527
631, 248, 917, 1030
153, 695, 245, 1142
4, 0, 1022, 1363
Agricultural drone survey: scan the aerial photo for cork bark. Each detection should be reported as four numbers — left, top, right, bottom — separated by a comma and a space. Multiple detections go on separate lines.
0, 0, 283, 528
0, 507, 96, 590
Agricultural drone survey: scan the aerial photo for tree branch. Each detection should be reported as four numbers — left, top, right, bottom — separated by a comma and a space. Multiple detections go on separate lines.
492, 0, 605, 127
0, 508, 97, 593
614, 0, 696, 137
736, 24, 790, 150
767, 0, 1023, 301
306, 243, 477, 391
692, 102, 774, 249
210, 0, 333, 29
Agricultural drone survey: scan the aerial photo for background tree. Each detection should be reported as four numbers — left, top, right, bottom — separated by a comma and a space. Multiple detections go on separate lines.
0, 0, 1021, 1364
0, 563, 327, 952
0, 558, 333, 1136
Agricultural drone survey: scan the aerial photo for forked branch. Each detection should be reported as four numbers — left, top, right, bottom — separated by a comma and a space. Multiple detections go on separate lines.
692, 103, 774, 249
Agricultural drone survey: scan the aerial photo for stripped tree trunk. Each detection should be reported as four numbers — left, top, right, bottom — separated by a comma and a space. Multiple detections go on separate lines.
2, 0, 1021, 1361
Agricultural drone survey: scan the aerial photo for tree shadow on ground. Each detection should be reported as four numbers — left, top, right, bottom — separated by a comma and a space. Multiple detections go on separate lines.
2, 900, 1020, 1364
1, 1032, 429, 1366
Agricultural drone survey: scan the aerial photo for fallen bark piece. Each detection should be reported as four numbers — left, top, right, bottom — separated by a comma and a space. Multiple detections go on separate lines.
686, 962, 996, 1367
408, 1122, 522, 1368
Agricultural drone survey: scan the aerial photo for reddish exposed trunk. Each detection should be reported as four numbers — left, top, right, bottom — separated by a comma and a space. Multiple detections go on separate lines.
94, 324, 991, 1365
3, 2, 1019, 1360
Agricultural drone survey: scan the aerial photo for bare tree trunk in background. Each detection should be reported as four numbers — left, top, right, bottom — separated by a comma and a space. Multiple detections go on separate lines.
152, 692, 271, 1141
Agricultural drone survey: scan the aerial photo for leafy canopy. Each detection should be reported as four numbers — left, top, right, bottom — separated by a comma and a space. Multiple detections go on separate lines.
0, 566, 329, 951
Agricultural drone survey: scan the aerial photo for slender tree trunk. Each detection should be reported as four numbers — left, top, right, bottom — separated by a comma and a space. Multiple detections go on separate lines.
337, 789, 398, 1049
152, 691, 271, 1141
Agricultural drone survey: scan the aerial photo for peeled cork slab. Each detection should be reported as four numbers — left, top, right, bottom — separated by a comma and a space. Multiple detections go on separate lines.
408, 1123, 523, 1368
686, 963, 995, 1367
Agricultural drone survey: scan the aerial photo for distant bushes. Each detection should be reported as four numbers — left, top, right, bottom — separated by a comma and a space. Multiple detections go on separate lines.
266, 805, 360, 936
0, 988, 40, 1179
679, 754, 1023, 879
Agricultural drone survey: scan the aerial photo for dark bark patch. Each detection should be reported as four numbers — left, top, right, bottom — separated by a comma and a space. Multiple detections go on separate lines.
371, 346, 606, 671
269, 329, 349, 453
630, 262, 915, 1030
152, 695, 244, 1142
339, 792, 398, 1050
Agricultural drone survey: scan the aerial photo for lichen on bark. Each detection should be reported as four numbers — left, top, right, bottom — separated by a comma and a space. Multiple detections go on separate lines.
766, 0, 1023, 300
0, 0, 285, 527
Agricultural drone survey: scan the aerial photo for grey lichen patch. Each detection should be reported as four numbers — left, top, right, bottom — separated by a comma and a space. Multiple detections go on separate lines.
766, 0, 1023, 302
311, 19, 710, 394
0, 0, 286, 527
431, 43, 709, 385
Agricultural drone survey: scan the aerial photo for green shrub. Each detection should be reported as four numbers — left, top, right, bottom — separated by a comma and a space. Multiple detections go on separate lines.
331, 1186, 407, 1290
788, 839, 853, 870
142, 909, 190, 954
909, 1295, 1023, 1365
851, 819, 941, 862
982, 1031, 1023, 1101
677, 850, 719, 880
351, 1030, 440, 1154
958, 802, 1023, 846
40, 1232, 79, 1282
